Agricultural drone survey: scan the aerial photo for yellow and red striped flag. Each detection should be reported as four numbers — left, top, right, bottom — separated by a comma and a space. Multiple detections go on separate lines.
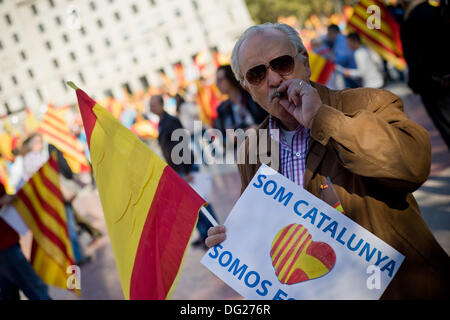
346, 0, 406, 70
195, 80, 222, 127
38, 104, 91, 173
309, 52, 335, 85
173, 62, 185, 89
68, 81, 206, 300
13, 153, 77, 293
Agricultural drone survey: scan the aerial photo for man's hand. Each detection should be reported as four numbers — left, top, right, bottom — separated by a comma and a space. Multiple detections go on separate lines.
276, 79, 322, 129
205, 225, 226, 248
0, 194, 18, 207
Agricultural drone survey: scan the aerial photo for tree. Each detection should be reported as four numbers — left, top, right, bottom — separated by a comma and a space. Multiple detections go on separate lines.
244, 0, 356, 25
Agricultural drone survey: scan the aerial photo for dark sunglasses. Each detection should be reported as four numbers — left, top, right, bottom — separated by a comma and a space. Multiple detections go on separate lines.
244, 53, 299, 86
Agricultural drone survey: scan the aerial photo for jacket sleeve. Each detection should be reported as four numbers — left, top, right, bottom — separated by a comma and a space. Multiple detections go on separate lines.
310, 88, 431, 193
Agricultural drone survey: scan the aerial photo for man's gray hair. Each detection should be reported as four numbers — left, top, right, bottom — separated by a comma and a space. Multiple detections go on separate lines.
231, 23, 308, 83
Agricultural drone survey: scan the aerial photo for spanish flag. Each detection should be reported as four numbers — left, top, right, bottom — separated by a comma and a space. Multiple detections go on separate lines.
346, 0, 406, 70
38, 104, 91, 173
13, 153, 77, 293
68, 82, 206, 300
309, 52, 335, 85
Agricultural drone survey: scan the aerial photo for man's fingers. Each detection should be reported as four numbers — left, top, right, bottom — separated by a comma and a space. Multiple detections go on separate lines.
205, 233, 226, 248
207, 225, 226, 236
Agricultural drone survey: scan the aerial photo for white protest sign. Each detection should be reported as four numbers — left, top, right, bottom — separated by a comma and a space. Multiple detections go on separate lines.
201, 164, 405, 300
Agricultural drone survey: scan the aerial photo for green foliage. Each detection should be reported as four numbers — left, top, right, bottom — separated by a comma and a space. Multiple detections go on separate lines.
244, 0, 356, 25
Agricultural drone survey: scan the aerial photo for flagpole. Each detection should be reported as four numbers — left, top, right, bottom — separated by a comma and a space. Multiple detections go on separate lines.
200, 206, 218, 227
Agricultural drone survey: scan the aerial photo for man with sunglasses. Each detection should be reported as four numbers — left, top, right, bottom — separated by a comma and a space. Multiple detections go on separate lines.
205, 23, 449, 299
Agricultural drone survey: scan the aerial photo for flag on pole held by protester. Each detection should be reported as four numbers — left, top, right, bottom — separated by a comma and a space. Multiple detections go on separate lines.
38, 104, 91, 173
12, 153, 78, 294
309, 52, 335, 85
68, 81, 206, 300
346, 0, 406, 70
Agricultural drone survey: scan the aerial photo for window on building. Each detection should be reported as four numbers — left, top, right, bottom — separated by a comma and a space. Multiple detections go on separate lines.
139, 75, 149, 89
87, 44, 94, 54
104, 89, 114, 98
114, 12, 121, 21
78, 71, 85, 84
89, 1, 96, 10
13, 33, 19, 43
28, 69, 34, 79
192, 0, 198, 10
104, 38, 111, 47
97, 19, 103, 29
4, 103, 11, 114
55, 16, 61, 25
131, 4, 138, 14
175, 8, 181, 17
11, 75, 17, 86
36, 88, 44, 102
80, 27, 86, 36
20, 51, 27, 60
38, 23, 45, 33
122, 83, 132, 95
45, 41, 52, 50
70, 52, 76, 61
132, 57, 138, 64
165, 36, 173, 49
61, 80, 68, 91
20, 95, 26, 107
53, 58, 59, 68
5, 14, 12, 25
48, 0, 55, 8
62, 33, 69, 43
0, 41, 3, 50
149, 0, 156, 6
31, 4, 38, 15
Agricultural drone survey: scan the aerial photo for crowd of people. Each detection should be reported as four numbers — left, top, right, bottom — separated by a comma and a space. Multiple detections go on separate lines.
1, 0, 449, 300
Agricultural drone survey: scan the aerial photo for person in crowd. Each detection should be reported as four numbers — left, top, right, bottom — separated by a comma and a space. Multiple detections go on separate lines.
0, 182, 51, 300
400, 0, 450, 150
325, 24, 359, 88
205, 22, 450, 299
214, 65, 268, 139
150, 95, 217, 249
335, 32, 384, 89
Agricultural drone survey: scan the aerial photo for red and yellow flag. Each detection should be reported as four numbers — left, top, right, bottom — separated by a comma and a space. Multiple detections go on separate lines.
173, 62, 185, 89
346, 0, 406, 70
195, 80, 222, 127
68, 81, 206, 300
13, 154, 77, 293
309, 52, 335, 85
38, 104, 91, 173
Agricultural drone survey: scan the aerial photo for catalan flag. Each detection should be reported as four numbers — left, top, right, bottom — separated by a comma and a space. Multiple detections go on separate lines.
68, 82, 206, 300
346, 0, 406, 70
38, 104, 91, 173
309, 52, 335, 85
13, 153, 77, 293
270, 223, 336, 284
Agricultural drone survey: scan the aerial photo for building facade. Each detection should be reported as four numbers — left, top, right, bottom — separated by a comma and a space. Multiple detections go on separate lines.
0, 0, 253, 118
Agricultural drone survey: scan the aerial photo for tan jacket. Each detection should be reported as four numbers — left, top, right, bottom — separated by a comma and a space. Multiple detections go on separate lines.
237, 82, 450, 299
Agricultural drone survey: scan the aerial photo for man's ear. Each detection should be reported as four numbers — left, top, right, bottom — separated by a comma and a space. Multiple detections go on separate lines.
300, 51, 311, 79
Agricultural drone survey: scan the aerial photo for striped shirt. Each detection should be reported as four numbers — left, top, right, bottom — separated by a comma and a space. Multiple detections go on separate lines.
268, 115, 310, 187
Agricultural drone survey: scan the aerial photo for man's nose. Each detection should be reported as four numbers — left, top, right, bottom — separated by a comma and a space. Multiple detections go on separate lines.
267, 68, 283, 88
